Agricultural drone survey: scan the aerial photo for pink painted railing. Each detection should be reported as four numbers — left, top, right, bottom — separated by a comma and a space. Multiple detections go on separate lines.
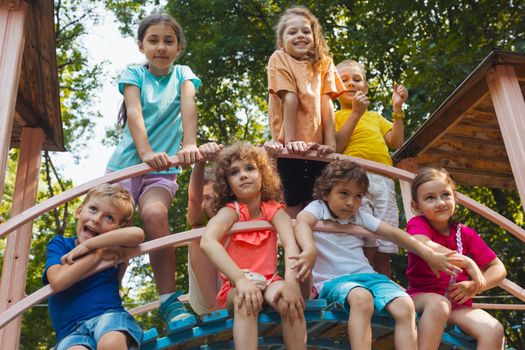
0, 151, 523, 330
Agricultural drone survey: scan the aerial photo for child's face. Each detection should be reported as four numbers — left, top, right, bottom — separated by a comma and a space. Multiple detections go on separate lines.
139, 22, 181, 76
280, 16, 314, 60
412, 179, 456, 229
227, 159, 262, 203
324, 181, 365, 220
337, 65, 368, 106
76, 196, 123, 244
202, 183, 217, 218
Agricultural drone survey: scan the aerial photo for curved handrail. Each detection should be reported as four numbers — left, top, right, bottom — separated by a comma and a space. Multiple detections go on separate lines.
1, 151, 525, 244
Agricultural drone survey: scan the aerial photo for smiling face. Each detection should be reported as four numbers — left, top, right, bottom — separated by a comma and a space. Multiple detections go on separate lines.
412, 179, 456, 234
280, 15, 314, 60
139, 22, 181, 76
76, 196, 124, 244
227, 159, 262, 203
324, 180, 365, 220
337, 64, 368, 107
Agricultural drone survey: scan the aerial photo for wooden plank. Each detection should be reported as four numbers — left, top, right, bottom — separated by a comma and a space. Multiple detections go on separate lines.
446, 124, 503, 142
417, 151, 512, 174
487, 64, 525, 216
429, 139, 508, 159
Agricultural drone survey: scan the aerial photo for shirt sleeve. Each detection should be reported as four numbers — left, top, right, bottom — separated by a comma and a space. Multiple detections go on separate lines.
377, 112, 393, 136
118, 66, 143, 94
321, 60, 345, 99
177, 65, 201, 91
42, 236, 69, 285
462, 226, 497, 268
268, 51, 297, 96
262, 200, 285, 221
303, 200, 324, 221
358, 210, 381, 232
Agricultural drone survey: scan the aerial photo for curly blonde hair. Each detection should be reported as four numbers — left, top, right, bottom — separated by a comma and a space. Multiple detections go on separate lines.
275, 6, 331, 69
313, 160, 369, 200
211, 142, 283, 213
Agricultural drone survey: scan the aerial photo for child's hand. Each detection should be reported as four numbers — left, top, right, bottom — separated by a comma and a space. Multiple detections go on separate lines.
97, 247, 126, 265
235, 278, 263, 316
307, 142, 335, 156
286, 141, 309, 153
142, 151, 172, 171
427, 251, 463, 278
263, 140, 284, 157
273, 281, 305, 324
289, 248, 317, 282
392, 84, 408, 110
351, 91, 369, 117
198, 142, 223, 161
448, 280, 480, 304
61, 243, 91, 265
463, 257, 487, 291
177, 144, 201, 168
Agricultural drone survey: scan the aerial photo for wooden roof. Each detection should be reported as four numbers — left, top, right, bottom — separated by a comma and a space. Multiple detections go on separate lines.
10, 0, 64, 151
393, 49, 525, 189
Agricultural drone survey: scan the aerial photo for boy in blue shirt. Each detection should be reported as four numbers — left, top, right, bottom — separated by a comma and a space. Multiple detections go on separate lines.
43, 184, 144, 349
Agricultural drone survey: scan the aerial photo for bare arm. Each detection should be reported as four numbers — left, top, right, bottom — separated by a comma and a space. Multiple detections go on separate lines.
61, 227, 144, 264
125, 85, 171, 171
335, 91, 368, 153
280, 90, 299, 143
375, 221, 462, 276
47, 250, 103, 292
187, 161, 206, 228
177, 80, 201, 166
319, 95, 336, 154
384, 84, 408, 149
290, 210, 318, 281
479, 258, 506, 292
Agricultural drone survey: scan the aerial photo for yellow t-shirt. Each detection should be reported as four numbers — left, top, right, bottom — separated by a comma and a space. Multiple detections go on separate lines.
335, 109, 393, 166
267, 50, 345, 144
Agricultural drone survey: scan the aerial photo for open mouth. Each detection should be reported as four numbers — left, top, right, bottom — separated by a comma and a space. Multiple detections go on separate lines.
82, 226, 99, 238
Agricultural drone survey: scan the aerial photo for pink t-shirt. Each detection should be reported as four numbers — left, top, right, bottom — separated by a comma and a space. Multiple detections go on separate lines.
406, 215, 497, 307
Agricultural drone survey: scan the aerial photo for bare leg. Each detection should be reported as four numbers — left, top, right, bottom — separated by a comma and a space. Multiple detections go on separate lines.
66, 346, 89, 350
346, 288, 374, 350
97, 330, 130, 350
265, 281, 307, 350
139, 188, 175, 295
412, 293, 451, 350
449, 307, 504, 350
373, 252, 391, 277
385, 296, 417, 350
227, 288, 259, 350
189, 238, 219, 313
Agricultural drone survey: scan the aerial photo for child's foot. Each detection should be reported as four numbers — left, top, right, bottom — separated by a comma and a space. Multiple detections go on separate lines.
159, 291, 195, 324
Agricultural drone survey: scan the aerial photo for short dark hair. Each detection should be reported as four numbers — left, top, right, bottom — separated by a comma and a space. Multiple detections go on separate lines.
313, 160, 369, 200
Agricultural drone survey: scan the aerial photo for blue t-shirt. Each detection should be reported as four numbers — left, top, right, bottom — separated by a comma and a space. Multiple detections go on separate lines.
42, 236, 124, 342
107, 64, 201, 174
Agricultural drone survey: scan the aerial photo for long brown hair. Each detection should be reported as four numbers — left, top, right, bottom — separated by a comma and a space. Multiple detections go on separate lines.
211, 142, 283, 214
118, 12, 186, 127
275, 6, 331, 70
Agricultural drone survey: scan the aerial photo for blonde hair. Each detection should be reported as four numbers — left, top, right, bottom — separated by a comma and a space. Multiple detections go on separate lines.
211, 142, 283, 213
275, 6, 331, 69
336, 59, 367, 81
82, 184, 135, 226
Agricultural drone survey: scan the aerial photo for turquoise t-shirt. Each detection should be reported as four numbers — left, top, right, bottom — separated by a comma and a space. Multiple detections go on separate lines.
107, 64, 201, 174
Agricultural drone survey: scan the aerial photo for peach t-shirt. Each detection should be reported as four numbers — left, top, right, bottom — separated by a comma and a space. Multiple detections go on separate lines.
267, 50, 345, 144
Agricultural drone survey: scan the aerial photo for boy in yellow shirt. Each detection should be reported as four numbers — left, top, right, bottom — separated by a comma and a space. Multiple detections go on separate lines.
335, 59, 408, 277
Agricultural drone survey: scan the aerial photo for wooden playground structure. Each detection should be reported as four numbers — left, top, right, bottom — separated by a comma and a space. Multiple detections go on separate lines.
1, 1, 524, 349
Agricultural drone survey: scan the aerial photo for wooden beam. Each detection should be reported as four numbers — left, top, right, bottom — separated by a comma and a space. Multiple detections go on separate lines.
0, 1, 26, 204
486, 65, 525, 215
0, 127, 44, 349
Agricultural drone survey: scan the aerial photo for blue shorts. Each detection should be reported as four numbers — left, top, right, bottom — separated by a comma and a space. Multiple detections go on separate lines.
319, 273, 408, 316
56, 311, 143, 350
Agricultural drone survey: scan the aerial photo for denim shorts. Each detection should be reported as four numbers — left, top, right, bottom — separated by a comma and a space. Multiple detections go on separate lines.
113, 172, 179, 205
319, 273, 408, 316
56, 311, 143, 350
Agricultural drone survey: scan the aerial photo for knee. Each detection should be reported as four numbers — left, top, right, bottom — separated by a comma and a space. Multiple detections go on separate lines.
347, 289, 374, 315
97, 331, 128, 349
423, 295, 451, 321
140, 203, 168, 226
389, 297, 416, 321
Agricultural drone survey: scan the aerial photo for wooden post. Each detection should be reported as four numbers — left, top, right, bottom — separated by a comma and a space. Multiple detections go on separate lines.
0, 1, 26, 203
486, 65, 525, 216
0, 127, 44, 349
396, 158, 418, 222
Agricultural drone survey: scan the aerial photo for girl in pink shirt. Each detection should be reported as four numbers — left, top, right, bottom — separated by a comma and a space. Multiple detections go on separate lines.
200, 142, 306, 350
407, 167, 506, 350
